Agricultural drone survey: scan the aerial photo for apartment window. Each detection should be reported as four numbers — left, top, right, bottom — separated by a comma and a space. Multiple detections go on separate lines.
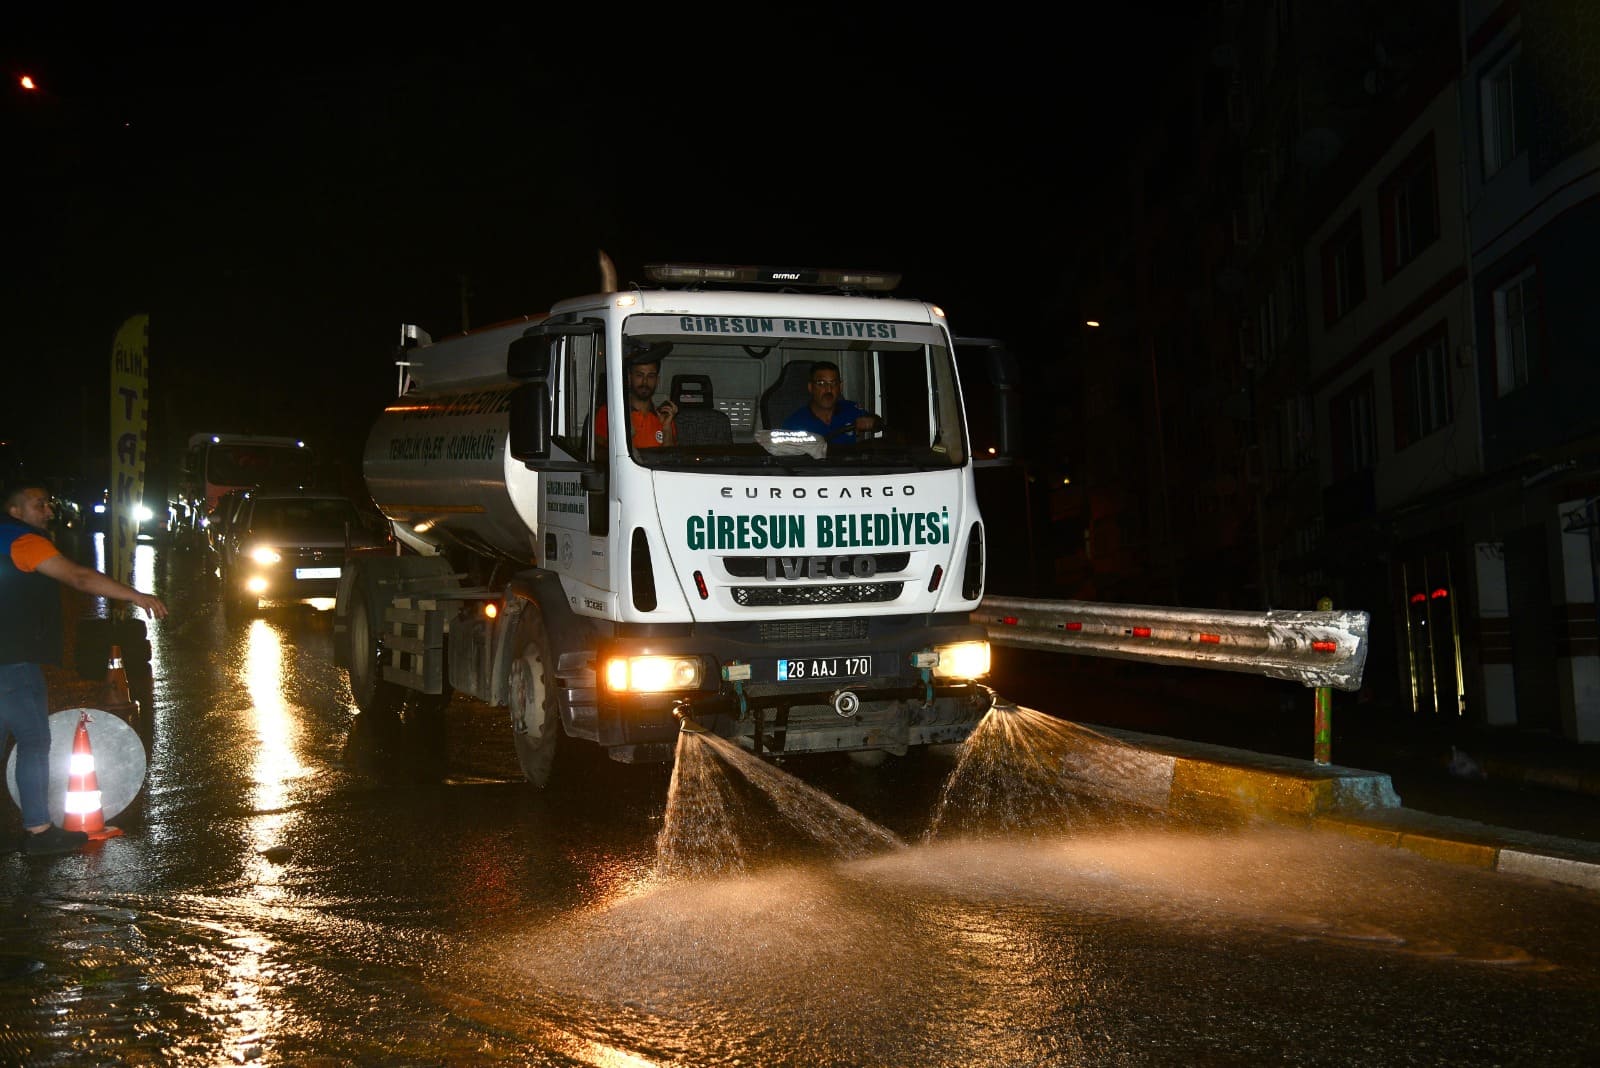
1391, 325, 1453, 449
1275, 259, 1305, 341
1380, 137, 1439, 277
1237, 317, 1257, 370
1273, 392, 1314, 472
1493, 266, 1540, 395
1258, 292, 1279, 366
1482, 48, 1522, 179
1330, 374, 1377, 479
1321, 213, 1365, 324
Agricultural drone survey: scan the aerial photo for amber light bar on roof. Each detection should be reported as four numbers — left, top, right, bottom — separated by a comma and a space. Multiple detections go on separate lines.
642, 263, 902, 291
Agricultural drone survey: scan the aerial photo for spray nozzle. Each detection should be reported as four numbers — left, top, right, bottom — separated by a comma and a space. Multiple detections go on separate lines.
673, 701, 706, 733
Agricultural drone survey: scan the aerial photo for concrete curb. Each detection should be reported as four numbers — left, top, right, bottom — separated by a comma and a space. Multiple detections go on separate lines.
1092, 724, 1600, 894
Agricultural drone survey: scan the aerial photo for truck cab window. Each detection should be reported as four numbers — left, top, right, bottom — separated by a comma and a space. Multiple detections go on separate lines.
551, 333, 602, 463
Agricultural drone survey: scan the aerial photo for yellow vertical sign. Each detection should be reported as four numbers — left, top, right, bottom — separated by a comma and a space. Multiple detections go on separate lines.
109, 314, 150, 590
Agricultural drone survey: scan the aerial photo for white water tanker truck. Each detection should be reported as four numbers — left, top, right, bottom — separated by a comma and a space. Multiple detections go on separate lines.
334, 261, 1020, 785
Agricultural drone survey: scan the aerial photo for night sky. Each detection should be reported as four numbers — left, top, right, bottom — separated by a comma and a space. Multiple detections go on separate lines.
2, 8, 1200, 496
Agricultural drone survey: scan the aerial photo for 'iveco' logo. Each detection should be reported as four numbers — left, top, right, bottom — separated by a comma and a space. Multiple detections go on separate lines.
766, 555, 878, 580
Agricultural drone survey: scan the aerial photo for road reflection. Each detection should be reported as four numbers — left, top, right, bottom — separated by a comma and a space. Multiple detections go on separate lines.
241, 619, 310, 899
188, 618, 320, 1062
134, 540, 161, 682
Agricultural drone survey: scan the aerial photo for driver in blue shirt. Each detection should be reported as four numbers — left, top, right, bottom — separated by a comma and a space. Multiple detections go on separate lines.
781, 361, 881, 443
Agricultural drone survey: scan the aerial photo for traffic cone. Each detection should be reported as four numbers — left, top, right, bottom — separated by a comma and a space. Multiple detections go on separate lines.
62, 712, 124, 840
98, 644, 140, 722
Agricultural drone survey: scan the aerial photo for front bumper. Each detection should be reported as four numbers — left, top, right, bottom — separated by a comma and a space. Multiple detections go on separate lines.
235, 563, 344, 603
579, 613, 992, 763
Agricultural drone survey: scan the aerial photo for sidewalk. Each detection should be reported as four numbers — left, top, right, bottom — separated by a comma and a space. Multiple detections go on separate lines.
1345, 711, 1600, 798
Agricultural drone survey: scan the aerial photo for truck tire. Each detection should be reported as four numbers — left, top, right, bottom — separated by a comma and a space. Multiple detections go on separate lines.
348, 592, 404, 716
508, 604, 562, 786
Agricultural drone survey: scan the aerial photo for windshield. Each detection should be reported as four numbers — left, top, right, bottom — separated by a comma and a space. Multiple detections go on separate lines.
607, 315, 968, 472
207, 445, 315, 488
248, 498, 360, 531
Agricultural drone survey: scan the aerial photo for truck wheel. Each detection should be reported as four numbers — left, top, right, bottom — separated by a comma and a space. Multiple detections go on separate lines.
348, 593, 404, 716
508, 605, 562, 786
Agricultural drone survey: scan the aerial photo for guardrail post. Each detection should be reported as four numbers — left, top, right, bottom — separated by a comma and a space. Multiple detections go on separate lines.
1314, 596, 1333, 765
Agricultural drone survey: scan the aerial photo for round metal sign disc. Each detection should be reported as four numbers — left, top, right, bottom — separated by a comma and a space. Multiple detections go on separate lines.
5, 708, 148, 826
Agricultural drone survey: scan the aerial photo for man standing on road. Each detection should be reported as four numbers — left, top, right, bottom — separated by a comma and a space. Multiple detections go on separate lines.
1, 482, 167, 857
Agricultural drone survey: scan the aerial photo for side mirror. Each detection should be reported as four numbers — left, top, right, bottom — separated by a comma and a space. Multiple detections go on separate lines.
955, 336, 1023, 459
507, 336, 552, 380
508, 382, 551, 462
988, 343, 1022, 458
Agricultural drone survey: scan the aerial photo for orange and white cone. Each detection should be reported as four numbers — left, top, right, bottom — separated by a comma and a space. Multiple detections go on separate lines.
99, 644, 139, 720
62, 711, 124, 840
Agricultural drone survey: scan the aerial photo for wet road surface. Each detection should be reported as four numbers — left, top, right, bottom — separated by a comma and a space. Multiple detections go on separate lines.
3, 543, 1599, 1066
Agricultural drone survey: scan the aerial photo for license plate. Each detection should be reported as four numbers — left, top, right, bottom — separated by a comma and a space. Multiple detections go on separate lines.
776, 655, 873, 682
294, 566, 341, 579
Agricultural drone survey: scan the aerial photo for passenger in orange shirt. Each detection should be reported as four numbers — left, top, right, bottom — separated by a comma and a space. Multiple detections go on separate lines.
596, 357, 677, 448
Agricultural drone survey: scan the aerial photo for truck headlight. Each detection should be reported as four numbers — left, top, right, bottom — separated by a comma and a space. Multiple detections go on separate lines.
930, 640, 990, 680
249, 547, 281, 565
604, 655, 703, 693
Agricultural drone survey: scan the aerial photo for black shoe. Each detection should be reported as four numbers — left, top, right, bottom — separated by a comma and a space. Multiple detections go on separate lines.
22, 825, 88, 857
0, 956, 44, 981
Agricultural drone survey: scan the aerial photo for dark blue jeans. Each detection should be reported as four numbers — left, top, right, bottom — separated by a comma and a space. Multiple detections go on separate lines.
0, 662, 51, 828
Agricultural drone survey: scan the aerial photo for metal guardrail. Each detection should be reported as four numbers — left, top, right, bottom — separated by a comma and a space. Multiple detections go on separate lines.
973, 596, 1371, 692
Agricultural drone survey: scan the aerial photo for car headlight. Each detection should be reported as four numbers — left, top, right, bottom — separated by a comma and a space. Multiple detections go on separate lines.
922, 640, 990, 680
604, 655, 703, 693
134, 504, 154, 523
249, 546, 282, 565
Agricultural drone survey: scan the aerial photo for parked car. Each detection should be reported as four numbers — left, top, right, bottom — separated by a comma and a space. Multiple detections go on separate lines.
220, 491, 388, 616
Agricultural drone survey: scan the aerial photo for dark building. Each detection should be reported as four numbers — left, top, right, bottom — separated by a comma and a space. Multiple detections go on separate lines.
1059, 0, 1600, 743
